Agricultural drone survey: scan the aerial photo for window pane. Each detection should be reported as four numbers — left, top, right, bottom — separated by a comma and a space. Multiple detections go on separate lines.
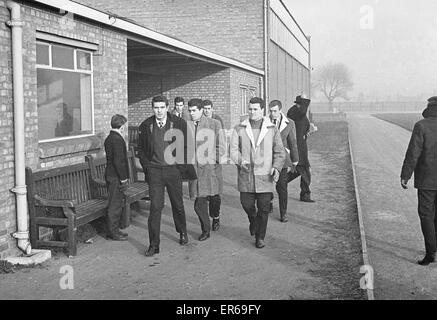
52, 45, 74, 69
36, 43, 49, 65
77, 51, 91, 70
37, 69, 92, 140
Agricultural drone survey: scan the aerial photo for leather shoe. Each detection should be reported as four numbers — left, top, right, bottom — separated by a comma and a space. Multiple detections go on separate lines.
179, 233, 189, 245
300, 197, 315, 203
418, 254, 435, 266
198, 232, 210, 241
145, 246, 159, 257
107, 233, 127, 241
280, 216, 289, 223
212, 218, 220, 231
255, 239, 265, 249
117, 230, 128, 237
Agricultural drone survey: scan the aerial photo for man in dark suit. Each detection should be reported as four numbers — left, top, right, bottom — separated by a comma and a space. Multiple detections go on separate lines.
401, 96, 437, 265
138, 95, 196, 257
104, 114, 129, 241
287, 94, 316, 203
269, 100, 299, 222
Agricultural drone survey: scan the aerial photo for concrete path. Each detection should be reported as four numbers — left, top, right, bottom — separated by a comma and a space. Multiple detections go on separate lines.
0, 120, 364, 300
348, 113, 437, 299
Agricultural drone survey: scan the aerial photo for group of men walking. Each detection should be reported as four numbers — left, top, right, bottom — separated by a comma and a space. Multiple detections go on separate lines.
103, 94, 316, 256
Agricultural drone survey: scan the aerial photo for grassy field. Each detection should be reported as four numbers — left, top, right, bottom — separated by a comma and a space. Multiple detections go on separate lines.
372, 113, 422, 132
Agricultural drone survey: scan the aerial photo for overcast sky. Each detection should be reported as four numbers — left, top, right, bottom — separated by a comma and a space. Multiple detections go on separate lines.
284, 0, 437, 100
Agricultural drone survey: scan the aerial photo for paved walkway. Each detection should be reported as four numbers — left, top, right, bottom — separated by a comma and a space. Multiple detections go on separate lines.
348, 113, 437, 299
0, 120, 364, 300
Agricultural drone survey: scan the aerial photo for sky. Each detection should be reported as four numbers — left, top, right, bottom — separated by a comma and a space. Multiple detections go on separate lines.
284, 0, 437, 100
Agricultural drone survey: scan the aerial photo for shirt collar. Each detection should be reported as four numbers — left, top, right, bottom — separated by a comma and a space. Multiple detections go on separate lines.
156, 117, 167, 127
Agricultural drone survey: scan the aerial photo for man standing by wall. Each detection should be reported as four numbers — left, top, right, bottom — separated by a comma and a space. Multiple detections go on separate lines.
187, 99, 225, 240
172, 96, 190, 121
230, 97, 285, 248
104, 114, 129, 241
202, 99, 224, 231
287, 94, 316, 203
269, 100, 299, 222
401, 96, 437, 266
138, 95, 195, 257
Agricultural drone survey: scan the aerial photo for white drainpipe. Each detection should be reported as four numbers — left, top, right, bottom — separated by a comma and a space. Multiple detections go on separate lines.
6, 0, 32, 255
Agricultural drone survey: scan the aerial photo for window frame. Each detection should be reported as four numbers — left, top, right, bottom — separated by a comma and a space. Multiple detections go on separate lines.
36, 40, 95, 143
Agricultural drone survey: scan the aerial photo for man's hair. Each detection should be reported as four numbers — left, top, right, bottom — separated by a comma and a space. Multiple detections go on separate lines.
174, 97, 184, 104
202, 100, 213, 108
152, 95, 169, 106
188, 98, 204, 110
111, 114, 127, 129
249, 97, 265, 109
269, 100, 282, 110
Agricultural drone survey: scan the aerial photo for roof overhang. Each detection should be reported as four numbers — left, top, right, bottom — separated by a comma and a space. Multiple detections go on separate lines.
28, 0, 265, 76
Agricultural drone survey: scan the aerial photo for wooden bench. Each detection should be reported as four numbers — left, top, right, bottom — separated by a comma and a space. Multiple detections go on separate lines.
26, 162, 108, 257
85, 147, 149, 228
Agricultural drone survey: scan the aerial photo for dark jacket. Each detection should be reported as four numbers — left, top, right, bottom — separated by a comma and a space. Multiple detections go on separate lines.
104, 130, 129, 181
401, 107, 437, 190
287, 101, 311, 166
138, 113, 196, 180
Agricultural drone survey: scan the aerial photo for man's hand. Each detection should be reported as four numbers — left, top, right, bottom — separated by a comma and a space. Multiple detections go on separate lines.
271, 168, 280, 183
401, 179, 409, 190
241, 161, 250, 172
119, 180, 129, 193
287, 164, 297, 174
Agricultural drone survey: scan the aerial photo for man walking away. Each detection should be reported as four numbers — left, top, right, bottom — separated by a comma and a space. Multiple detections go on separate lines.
401, 96, 437, 265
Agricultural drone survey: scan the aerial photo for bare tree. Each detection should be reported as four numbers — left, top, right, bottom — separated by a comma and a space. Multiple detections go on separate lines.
313, 63, 353, 112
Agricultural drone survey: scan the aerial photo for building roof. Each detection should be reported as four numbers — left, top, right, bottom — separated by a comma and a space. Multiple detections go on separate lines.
29, 0, 265, 75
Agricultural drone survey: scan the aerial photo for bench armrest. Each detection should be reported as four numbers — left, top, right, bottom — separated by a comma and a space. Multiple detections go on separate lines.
34, 195, 76, 208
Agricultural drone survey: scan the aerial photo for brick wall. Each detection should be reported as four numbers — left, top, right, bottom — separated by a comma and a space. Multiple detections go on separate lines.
230, 69, 262, 128
77, 0, 265, 70
128, 63, 231, 127
0, 1, 128, 258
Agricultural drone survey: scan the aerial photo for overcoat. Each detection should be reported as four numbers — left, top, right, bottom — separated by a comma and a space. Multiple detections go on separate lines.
188, 116, 226, 198
401, 106, 437, 190
276, 112, 299, 168
287, 100, 311, 166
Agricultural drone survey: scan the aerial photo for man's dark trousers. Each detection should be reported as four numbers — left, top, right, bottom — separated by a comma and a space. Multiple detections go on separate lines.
240, 192, 273, 240
194, 197, 212, 233
207, 195, 221, 219
276, 168, 292, 219
288, 165, 311, 199
147, 166, 187, 247
418, 190, 437, 256
106, 177, 124, 236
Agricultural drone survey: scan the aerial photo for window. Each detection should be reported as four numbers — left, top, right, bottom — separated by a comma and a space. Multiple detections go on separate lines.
240, 85, 257, 115
36, 41, 93, 142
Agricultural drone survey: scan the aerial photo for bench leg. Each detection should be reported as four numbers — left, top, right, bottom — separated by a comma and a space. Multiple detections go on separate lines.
122, 199, 130, 229
66, 215, 77, 257
30, 219, 39, 248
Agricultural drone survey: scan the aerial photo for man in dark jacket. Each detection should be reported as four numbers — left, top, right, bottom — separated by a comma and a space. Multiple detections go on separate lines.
286, 94, 316, 203
401, 96, 437, 265
138, 95, 196, 257
269, 100, 299, 222
104, 114, 129, 241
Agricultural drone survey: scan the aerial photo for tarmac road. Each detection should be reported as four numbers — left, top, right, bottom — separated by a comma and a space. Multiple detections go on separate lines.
348, 113, 437, 299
